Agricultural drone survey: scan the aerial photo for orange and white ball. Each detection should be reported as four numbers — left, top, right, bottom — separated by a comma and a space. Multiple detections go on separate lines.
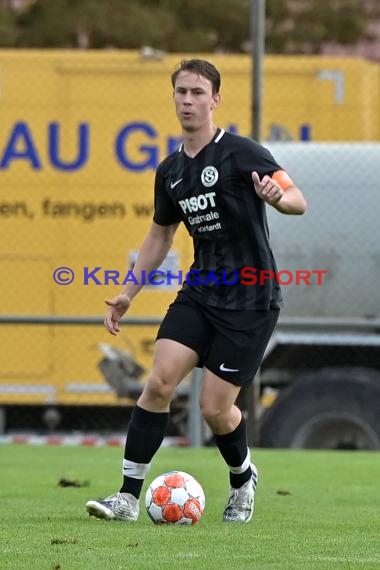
145, 471, 205, 525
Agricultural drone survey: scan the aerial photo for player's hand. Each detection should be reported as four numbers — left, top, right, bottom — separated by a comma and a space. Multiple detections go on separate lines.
104, 293, 131, 336
252, 171, 284, 205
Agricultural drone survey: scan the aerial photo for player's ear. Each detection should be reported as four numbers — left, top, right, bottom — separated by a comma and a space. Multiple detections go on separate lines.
210, 92, 220, 110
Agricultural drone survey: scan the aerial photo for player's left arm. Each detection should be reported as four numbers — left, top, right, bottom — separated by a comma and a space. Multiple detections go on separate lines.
252, 170, 307, 215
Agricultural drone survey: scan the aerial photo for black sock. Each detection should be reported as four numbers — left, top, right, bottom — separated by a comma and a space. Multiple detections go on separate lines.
214, 416, 252, 489
120, 405, 169, 498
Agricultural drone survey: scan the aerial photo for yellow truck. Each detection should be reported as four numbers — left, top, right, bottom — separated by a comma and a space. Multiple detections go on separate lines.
1, 50, 379, 442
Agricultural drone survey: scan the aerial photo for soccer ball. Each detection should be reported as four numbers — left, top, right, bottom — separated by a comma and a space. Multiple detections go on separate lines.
145, 471, 205, 525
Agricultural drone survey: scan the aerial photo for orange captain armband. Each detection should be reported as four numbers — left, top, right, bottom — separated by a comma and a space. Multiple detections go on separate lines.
272, 170, 294, 191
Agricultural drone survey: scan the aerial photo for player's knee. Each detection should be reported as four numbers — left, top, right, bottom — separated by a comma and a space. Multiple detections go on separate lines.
143, 372, 176, 405
200, 401, 225, 427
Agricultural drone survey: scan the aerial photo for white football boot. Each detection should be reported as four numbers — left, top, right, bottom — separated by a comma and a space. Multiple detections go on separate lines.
86, 492, 139, 522
222, 464, 258, 523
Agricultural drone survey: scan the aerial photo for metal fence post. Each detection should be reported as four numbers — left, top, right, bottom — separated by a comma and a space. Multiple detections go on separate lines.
188, 367, 203, 447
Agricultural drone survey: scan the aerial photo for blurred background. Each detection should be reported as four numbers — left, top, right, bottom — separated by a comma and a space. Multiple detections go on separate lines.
0, 0, 379, 449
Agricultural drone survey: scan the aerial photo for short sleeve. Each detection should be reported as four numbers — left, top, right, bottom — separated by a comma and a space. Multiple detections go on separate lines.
153, 164, 183, 226
236, 138, 283, 178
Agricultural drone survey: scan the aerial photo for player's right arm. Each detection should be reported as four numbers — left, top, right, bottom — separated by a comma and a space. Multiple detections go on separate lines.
104, 221, 179, 336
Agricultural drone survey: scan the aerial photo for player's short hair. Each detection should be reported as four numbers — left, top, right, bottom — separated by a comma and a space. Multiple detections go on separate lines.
171, 59, 221, 94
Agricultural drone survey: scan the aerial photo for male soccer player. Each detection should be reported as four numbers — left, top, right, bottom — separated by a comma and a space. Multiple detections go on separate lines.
86, 59, 307, 523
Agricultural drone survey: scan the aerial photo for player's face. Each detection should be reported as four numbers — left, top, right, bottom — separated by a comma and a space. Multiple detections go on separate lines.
173, 71, 220, 132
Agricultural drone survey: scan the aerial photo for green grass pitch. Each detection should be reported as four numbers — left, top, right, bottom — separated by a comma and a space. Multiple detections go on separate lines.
0, 445, 379, 569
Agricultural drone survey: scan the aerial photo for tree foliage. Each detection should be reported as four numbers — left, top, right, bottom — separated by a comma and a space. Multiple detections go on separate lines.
0, 4, 18, 46
287, 0, 380, 54
0, 0, 378, 54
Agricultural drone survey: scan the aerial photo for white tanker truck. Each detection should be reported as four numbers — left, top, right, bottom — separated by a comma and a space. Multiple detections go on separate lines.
257, 143, 380, 450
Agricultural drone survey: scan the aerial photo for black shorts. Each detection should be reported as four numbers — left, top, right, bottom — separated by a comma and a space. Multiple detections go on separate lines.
156, 291, 279, 387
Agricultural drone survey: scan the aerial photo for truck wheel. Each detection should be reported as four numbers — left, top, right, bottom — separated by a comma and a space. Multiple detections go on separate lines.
259, 368, 380, 450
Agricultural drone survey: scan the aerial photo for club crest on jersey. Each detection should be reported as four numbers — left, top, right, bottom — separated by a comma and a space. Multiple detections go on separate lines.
201, 166, 219, 188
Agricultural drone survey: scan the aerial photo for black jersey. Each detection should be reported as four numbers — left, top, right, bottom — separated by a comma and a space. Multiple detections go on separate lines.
153, 128, 283, 310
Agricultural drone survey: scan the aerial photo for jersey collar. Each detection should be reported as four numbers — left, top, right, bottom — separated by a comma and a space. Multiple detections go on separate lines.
178, 127, 226, 153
